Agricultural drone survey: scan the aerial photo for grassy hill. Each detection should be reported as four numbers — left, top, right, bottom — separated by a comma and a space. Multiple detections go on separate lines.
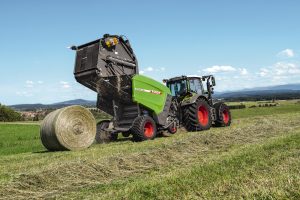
0, 101, 299, 199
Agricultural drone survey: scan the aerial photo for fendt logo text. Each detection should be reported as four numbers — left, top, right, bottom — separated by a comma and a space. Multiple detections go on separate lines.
135, 88, 162, 95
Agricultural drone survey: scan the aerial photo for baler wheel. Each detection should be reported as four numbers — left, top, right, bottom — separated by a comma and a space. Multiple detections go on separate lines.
161, 123, 177, 137
183, 99, 212, 131
168, 126, 177, 134
95, 120, 118, 143
213, 103, 232, 127
131, 116, 157, 141
122, 131, 131, 137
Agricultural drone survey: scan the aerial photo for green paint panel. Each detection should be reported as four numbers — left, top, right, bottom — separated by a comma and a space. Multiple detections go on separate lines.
132, 75, 171, 114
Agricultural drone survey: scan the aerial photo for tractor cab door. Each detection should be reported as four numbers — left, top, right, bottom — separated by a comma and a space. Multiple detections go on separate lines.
188, 78, 204, 95
167, 80, 188, 97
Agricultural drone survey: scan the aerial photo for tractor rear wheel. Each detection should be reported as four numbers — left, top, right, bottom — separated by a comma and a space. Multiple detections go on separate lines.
131, 116, 157, 141
183, 98, 212, 131
214, 103, 231, 127
95, 120, 118, 143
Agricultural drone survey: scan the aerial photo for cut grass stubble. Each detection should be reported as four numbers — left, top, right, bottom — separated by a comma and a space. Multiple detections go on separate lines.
1, 112, 300, 199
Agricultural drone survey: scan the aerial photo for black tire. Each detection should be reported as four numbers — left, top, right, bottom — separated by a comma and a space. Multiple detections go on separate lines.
131, 116, 157, 142
95, 120, 118, 143
122, 131, 131, 137
213, 102, 231, 127
161, 123, 177, 137
168, 123, 177, 134
183, 98, 212, 131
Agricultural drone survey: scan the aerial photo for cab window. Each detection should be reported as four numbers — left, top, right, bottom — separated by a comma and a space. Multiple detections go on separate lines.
189, 78, 203, 94
167, 80, 187, 96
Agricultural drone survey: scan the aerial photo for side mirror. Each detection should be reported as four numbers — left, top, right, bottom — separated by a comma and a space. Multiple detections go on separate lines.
211, 77, 216, 86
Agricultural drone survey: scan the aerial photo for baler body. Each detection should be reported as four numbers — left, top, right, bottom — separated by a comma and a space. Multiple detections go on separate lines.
73, 34, 172, 132
132, 75, 171, 114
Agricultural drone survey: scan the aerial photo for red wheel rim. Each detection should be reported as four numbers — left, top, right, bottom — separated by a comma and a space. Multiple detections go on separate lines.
144, 122, 154, 138
198, 106, 209, 126
222, 109, 229, 124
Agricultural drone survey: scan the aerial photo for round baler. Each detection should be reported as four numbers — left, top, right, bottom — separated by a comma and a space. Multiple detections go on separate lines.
40, 34, 231, 151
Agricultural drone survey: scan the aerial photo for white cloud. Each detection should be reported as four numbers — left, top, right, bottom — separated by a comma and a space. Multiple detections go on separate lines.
26, 80, 34, 84
198, 65, 253, 91
37, 81, 44, 84
277, 49, 295, 58
60, 81, 68, 85
62, 84, 70, 89
60, 81, 71, 89
259, 62, 300, 77
140, 67, 166, 74
145, 67, 154, 72
16, 91, 33, 97
273, 62, 300, 75
239, 68, 248, 75
257, 62, 300, 84
215, 76, 228, 81
258, 68, 269, 77
25, 80, 34, 88
203, 65, 236, 73
202, 60, 300, 91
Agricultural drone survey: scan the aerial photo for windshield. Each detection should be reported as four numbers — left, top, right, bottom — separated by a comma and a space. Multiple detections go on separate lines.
167, 80, 187, 96
189, 78, 203, 94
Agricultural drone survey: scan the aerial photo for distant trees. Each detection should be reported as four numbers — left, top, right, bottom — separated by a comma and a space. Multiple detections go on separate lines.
0, 104, 22, 122
223, 92, 300, 102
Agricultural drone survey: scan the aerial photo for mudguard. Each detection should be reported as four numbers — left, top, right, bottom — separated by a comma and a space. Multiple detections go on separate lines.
180, 94, 209, 107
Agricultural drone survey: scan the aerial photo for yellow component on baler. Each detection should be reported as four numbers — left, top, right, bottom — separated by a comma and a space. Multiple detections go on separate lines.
105, 40, 111, 47
105, 37, 119, 48
113, 37, 118, 45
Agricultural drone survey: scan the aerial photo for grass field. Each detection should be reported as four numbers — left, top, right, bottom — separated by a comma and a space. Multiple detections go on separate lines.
0, 102, 299, 199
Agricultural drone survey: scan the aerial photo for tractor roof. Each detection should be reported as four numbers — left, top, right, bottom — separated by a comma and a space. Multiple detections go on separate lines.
187, 75, 202, 79
164, 75, 202, 83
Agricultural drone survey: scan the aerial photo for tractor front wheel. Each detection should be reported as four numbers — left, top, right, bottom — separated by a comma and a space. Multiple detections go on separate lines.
214, 103, 232, 127
131, 116, 157, 141
184, 99, 212, 131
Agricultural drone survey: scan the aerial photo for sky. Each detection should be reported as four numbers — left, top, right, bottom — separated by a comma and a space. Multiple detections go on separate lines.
1, 0, 300, 105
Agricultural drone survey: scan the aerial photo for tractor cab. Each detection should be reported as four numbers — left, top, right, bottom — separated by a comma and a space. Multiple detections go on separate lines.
164, 75, 215, 97
164, 75, 216, 107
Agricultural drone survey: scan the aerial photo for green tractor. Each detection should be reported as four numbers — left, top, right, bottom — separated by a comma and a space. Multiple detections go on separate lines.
40, 34, 232, 151
164, 75, 231, 133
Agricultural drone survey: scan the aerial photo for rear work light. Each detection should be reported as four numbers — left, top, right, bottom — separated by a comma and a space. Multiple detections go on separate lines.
105, 37, 119, 47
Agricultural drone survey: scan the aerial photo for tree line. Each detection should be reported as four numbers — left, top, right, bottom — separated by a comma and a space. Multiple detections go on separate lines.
0, 103, 22, 122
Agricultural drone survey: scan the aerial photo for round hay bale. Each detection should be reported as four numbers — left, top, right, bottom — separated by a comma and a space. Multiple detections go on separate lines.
40, 105, 96, 151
